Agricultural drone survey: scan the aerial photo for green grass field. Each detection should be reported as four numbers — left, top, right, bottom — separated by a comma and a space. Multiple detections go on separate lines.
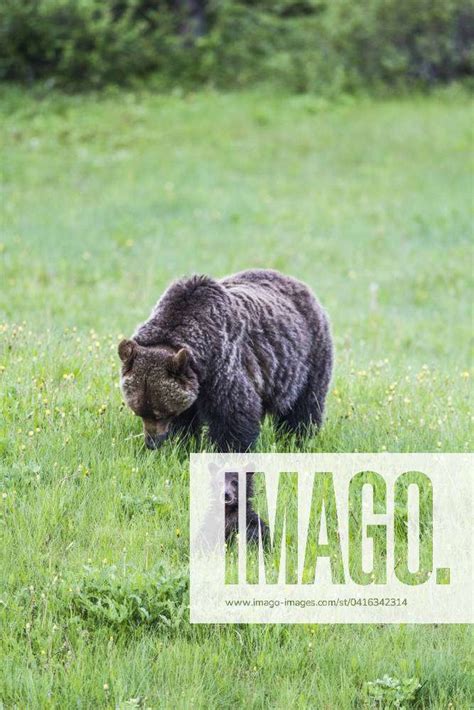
0, 86, 473, 708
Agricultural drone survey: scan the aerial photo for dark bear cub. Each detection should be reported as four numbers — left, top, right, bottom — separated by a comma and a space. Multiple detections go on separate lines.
119, 268, 333, 452
224, 472, 269, 543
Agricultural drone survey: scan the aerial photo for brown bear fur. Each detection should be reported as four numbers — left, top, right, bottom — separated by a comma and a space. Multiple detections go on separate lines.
119, 268, 333, 452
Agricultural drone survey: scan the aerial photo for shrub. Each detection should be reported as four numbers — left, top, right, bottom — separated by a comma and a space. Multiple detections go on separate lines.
202, 0, 474, 93
0, 0, 180, 87
322, 0, 474, 89
0, 0, 472, 90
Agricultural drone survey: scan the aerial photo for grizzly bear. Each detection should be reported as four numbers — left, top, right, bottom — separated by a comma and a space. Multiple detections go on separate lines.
119, 268, 332, 451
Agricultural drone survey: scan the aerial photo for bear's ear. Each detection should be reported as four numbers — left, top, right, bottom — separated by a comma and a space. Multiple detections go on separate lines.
167, 347, 190, 375
118, 339, 136, 364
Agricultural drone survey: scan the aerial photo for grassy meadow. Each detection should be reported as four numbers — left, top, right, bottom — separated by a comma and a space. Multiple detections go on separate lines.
0, 86, 473, 708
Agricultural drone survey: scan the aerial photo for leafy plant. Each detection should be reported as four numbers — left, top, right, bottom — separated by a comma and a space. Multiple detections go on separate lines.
364, 675, 422, 709
66, 564, 187, 630
119, 493, 169, 518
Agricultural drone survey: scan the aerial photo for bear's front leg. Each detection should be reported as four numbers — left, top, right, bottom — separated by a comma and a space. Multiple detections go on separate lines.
246, 509, 269, 544
208, 409, 261, 453
225, 506, 269, 544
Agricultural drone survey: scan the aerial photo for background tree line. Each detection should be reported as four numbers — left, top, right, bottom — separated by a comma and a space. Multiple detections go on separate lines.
1, 0, 473, 91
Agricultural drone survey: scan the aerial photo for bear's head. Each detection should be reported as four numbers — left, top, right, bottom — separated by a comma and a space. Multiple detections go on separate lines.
118, 339, 199, 449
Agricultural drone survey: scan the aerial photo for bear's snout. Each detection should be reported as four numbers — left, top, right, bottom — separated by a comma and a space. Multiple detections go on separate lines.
143, 417, 169, 450
145, 431, 169, 449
